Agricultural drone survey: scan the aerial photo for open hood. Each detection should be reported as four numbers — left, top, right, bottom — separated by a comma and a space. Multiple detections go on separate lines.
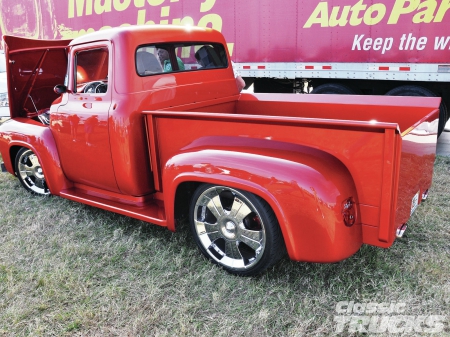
3, 35, 71, 118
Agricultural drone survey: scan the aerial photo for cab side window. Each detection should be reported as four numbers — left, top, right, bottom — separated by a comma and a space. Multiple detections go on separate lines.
136, 43, 228, 76
75, 47, 109, 93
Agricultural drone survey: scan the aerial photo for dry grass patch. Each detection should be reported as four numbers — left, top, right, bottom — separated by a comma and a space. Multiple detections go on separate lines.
0, 154, 449, 336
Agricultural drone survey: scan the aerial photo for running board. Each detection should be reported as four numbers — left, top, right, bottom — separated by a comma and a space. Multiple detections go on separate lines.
59, 188, 167, 226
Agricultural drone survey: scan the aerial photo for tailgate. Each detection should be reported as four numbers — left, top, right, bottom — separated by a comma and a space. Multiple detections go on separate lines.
395, 107, 440, 227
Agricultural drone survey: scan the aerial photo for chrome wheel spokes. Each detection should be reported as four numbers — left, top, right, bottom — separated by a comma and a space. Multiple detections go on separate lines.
193, 186, 265, 270
16, 149, 50, 195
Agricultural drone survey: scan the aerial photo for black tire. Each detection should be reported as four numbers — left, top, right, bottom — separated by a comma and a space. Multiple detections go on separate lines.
311, 83, 358, 94
189, 184, 285, 276
386, 85, 448, 136
14, 148, 50, 196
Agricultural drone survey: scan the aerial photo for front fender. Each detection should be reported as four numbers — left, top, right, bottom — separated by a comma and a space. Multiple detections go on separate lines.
0, 118, 72, 194
163, 142, 362, 263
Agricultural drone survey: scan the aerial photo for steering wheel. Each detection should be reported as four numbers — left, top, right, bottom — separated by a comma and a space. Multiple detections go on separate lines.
83, 81, 107, 93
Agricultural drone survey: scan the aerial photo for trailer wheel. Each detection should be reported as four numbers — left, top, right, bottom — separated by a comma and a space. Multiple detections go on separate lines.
189, 184, 285, 276
15, 148, 50, 196
311, 83, 357, 94
386, 85, 448, 136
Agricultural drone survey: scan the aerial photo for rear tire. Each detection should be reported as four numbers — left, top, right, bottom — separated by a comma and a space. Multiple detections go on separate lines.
189, 184, 285, 276
386, 85, 448, 136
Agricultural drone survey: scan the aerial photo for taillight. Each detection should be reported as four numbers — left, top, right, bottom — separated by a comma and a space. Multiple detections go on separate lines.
342, 197, 356, 227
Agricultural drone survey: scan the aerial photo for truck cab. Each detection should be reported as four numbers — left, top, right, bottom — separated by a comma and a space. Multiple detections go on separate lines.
3, 25, 239, 195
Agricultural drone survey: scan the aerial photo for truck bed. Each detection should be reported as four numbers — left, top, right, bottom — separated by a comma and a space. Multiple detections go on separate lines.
146, 93, 439, 248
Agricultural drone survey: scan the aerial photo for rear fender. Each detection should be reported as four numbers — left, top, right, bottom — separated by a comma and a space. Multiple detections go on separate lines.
163, 139, 362, 262
0, 118, 72, 194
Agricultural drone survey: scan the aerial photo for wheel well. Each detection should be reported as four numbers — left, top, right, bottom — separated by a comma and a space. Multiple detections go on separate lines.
9, 145, 22, 174
173, 181, 282, 233
174, 181, 202, 228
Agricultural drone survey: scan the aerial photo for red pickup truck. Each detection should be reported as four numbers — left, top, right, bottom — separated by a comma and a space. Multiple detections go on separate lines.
0, 25, 440, 275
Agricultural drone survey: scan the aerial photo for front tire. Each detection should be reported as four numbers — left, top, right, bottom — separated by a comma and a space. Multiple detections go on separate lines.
189, 184, 285, 276
15, 148, 50, 196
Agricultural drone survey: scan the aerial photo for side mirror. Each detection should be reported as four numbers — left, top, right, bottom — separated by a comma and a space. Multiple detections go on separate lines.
54, 84, 68, 94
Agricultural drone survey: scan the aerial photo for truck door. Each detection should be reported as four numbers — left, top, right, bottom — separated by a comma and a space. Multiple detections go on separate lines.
50, 43, 119, 193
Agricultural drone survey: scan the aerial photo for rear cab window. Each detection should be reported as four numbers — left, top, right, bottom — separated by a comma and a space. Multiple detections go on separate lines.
135, 43, 228, 76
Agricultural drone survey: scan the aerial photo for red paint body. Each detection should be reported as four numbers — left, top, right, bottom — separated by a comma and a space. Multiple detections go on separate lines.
0, 25, 440, 263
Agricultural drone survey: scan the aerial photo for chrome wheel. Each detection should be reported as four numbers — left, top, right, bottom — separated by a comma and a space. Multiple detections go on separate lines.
15, 148, 50, 195
190, 184, 284, 275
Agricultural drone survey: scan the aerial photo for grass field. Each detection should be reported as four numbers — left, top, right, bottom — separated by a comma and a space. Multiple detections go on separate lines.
0, 154, 449, 336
